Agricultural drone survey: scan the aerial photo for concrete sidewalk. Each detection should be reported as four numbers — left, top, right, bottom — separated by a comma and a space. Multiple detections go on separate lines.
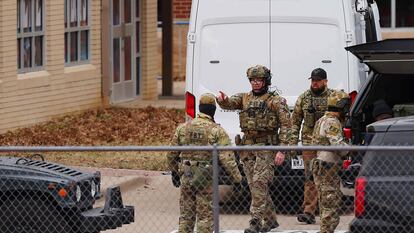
115, 80, 185, 109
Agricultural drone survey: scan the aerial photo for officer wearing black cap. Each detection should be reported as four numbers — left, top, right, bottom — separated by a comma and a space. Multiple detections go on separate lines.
291, 67, 339, 224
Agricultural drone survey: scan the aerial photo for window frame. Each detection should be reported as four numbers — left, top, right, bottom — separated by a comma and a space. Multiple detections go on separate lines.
17, 0, 45, 74
135, 0, 142, 95
64, 0, 91, 66
379, 0, 414, 30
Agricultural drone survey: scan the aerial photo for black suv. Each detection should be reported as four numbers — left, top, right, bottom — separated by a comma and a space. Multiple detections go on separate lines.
345, 39, 414, 145
339, 39, 414, 188
0, 155, 134, 233
349, 116, 414, 233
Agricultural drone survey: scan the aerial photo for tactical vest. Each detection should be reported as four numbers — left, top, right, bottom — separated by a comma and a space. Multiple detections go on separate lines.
303, 90, 333, 128
180, 121, 215, 162
180, 121, 216, 190
239, 93, 278, 132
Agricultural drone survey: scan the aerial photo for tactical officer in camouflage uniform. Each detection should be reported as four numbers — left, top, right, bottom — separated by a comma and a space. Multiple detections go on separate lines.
167, 93, 242, 233
312, 91, 350, 233
216, 65, 291, 233
291, 68, 336, 224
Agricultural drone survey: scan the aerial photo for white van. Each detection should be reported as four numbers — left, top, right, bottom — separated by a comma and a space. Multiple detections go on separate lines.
185, 0, 381, 143
184, 0, 382, 210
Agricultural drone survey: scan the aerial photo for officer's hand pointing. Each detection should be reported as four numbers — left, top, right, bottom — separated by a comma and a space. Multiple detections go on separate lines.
216, 91, 228, 102
274, 151, 285, 166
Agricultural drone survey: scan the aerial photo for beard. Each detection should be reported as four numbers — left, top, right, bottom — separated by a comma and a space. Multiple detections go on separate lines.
311, 84, 326, 95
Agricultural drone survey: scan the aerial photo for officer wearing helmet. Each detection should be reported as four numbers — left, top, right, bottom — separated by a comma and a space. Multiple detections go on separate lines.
166, 93, 242, 233
311, 91, 350, 233
291, 68, 337, 224
216, 65, 291, 233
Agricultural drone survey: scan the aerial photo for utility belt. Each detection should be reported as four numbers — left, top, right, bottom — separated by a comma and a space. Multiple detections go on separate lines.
241, 131, 277, 145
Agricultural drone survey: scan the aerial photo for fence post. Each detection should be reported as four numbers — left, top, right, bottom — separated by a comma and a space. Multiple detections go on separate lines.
212, 145, 220, 233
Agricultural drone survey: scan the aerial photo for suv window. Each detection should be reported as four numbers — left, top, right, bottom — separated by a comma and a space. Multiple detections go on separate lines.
361, 131, 414, 176
361, 151, 414, 176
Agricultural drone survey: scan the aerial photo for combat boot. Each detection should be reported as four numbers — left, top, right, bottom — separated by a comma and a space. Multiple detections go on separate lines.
297, 212, 316, 224
244, 218, 261, 233
260, 219, 279, 232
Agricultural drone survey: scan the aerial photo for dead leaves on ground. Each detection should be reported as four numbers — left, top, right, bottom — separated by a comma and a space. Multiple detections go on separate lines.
0, 107, 185, 146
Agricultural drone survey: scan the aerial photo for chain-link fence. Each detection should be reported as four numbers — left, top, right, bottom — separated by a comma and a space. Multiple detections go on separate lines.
0, 145, 413, 233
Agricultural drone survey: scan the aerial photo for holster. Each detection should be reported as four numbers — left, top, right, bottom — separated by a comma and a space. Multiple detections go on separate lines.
235, 134, 242, 145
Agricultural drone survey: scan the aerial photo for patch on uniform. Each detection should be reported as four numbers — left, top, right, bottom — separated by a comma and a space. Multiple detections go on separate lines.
280, 97, 287, 105
328, 125, 341, 134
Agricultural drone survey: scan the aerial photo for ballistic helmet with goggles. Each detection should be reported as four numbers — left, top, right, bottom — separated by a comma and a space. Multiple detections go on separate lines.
246, 65, 271, 86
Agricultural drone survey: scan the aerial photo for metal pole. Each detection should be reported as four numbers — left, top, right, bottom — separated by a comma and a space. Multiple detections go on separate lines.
161, 0, 173, 96
212, 144, 220, 233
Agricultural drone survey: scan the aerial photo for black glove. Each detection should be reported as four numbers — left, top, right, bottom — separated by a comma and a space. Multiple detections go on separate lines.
171, 171, 181, 188
241, 176, 248, 187
233, 177, 248, 193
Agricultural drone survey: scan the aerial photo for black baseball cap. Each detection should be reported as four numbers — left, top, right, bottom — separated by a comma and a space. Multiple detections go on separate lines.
309, 68, 327, 80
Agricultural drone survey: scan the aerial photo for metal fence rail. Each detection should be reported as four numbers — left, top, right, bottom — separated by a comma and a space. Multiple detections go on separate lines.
0, 145, 413, 233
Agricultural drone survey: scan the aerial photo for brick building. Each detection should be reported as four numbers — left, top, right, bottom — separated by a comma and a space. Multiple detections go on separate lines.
0, 0, 158, 132
171, 0, 191, 80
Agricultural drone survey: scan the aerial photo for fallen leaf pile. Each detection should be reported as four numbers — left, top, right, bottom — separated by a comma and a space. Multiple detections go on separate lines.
0, 107, 185, 146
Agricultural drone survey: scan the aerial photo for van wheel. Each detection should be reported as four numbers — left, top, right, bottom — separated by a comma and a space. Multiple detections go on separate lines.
0, 196, 71, 233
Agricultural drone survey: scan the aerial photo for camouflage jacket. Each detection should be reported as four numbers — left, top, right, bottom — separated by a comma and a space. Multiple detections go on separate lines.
291, 88, 335, 145
166, 113, 242, 183
217, 91, 291, 145
312, 112, 349, 163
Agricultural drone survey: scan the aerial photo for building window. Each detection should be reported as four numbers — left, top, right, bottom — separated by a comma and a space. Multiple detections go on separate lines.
376, 0, 414, 28
64, 0, 90, 65
17, 0, 44, 73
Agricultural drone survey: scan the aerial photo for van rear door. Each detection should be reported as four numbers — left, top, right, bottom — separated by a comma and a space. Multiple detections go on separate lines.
271, 0, 350, 106
190, 0, 271, 140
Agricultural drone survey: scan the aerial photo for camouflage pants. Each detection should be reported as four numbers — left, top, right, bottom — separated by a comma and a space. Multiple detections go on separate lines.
302, 151, 318, 215
312, 159, 342, 233
240, 150, 277, 224
178, 183, 213, 233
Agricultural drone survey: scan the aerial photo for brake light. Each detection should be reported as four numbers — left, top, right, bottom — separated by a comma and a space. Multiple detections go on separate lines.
343, 127, 352, 139
343, 159, 351, 169
355, 177, 367, 217
349, 90, 357, 106
185, 91, 196, 118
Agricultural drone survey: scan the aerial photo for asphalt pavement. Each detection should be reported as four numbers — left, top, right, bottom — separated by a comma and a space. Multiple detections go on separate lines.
78, 167, 354, 233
